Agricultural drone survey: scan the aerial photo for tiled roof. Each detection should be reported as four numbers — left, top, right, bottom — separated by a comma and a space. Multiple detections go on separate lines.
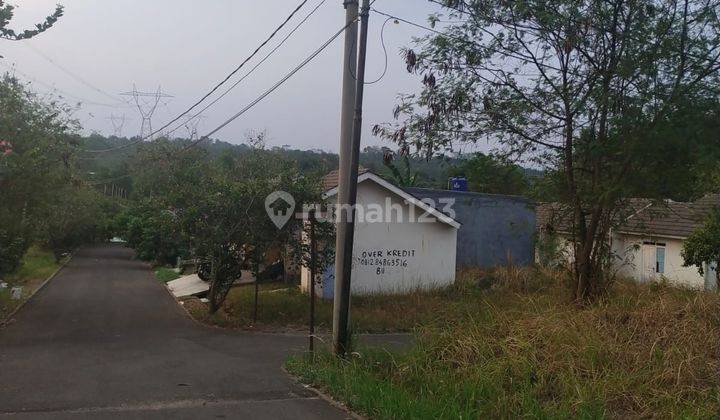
321, 167, 369, 191
620, 194, 720, 238
536, 198, 651, 235
538, 194, 720, 239
536, 202, 573, 234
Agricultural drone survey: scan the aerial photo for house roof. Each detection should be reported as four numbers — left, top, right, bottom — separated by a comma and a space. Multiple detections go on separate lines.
536, 198, 652, 235
321, 167, 369, 191
322, 170, 461, 229
618, 201, 697, 238
619, 194, 720, 238
538, 194, 720, 239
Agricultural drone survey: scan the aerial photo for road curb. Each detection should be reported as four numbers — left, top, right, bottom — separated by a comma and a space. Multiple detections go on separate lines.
283, 367, 365, 420
0, 251, 74, 328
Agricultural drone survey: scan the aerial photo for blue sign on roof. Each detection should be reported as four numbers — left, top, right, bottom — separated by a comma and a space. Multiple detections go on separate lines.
450, 177, 468, 191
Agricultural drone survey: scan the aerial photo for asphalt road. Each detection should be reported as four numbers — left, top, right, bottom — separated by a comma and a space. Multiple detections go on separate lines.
0, 245, 349, 419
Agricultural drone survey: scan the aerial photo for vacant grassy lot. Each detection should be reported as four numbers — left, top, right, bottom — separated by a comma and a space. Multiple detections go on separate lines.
286, 271, 720, 419
0, 247, 62, 320
184, 279, 479, 332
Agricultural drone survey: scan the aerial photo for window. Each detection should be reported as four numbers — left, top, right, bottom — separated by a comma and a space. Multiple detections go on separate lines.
656, 247, 665, 274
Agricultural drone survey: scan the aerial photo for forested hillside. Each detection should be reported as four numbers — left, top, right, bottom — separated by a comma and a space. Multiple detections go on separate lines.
78, 134, 540, 196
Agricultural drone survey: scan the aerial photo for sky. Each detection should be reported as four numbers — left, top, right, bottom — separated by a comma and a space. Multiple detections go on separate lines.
0, 0, 451, 152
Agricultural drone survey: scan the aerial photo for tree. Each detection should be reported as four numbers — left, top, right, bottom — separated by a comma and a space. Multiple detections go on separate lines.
450, 152, 529, 195
127, 135, 325, 314
224, 141, 323, 318
0, 1, 63, 44
374, 0, 720, 301
380, 147, 419, 187
0, 75, 80, 275
682, 209, 720, 290
41, 186, 109, 262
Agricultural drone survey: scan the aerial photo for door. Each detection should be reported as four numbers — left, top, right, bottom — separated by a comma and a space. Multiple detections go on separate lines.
641, 242, 666, 282
642, 245, 656, 282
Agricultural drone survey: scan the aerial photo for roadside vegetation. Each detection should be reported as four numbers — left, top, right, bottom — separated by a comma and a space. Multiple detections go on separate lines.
0, 246, 63, 320
183, 278, 489, 332
286, 269, 720, 419
154, 267, 180, 283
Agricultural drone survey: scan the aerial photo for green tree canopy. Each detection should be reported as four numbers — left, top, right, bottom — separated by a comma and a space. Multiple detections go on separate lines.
0, 1, 63, 43
449, 153, 530, 195
375, 0, 720, 300
682, 209, 720, 290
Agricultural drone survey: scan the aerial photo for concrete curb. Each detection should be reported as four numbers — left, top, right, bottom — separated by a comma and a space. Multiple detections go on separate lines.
159, 279, 218, 331
0, 251, 74, 328
283, 367, 365, 420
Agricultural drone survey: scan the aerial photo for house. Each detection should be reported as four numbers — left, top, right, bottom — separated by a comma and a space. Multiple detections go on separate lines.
536, 194, 720, 290
301, 170, 460, 296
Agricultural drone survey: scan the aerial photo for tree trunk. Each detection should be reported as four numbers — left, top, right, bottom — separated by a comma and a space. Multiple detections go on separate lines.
252, 261, 259, 323
208, 257, 220, 314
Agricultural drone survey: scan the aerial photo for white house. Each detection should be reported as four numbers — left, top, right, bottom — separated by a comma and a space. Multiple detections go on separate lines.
301, 170, 460, 296
536, 194, 719, 290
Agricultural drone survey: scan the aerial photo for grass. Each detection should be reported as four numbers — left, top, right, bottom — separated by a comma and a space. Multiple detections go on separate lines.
185, 282, 314, 330
154, 266, 180, 283
286, 269, 720, 419
0, 246, 62, 320
184, 280, 477, 332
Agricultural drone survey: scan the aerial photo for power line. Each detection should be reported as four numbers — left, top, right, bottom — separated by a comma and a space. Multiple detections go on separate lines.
370, 7, 567, 74
179, 19, 355, 153
119, 85, 174, 140
83, 16, 354, 185
23, 41, 125, 104
349, 16, 391, 85
79, 0, 311, 155
0, 60, 129, 108
161, 0, 329, 139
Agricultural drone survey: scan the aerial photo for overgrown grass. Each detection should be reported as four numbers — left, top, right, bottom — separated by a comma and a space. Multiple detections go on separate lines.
184, 279, 493, 332
287, 269, 720, 419
1, 246, 62, 320
154, 266, 180, 283
185, 283, 319, 330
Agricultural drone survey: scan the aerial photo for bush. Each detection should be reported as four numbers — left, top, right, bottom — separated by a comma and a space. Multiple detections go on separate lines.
117, 202, 186, 265
0, 228, 29, 276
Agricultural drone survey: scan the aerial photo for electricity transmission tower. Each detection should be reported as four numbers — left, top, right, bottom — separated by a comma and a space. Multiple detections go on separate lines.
106, 114, 128, 137
183, 115, 206, 140
119, 85, 173, 140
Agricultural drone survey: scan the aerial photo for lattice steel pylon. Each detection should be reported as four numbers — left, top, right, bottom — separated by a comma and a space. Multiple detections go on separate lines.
106, 113, 127, 137
183, 115, 206, 140
119, 85, 173, 140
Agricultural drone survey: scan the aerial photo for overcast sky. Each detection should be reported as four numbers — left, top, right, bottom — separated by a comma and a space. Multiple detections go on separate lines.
0, 0, 452, 152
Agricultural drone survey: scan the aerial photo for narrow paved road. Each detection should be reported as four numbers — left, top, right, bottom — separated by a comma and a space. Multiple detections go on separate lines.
0, 245, 348, 419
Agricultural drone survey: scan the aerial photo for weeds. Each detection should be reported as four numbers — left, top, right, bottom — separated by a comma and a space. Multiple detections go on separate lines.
287, 270, 720, 419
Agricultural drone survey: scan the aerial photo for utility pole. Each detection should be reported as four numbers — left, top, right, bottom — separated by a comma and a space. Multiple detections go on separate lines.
309, 210, 317, 355
332, 0, 370, 356
332, 0, 359, 357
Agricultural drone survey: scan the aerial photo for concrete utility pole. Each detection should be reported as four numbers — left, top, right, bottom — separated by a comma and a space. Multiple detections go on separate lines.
332, 0, 370, 356
332, 0, 359, 356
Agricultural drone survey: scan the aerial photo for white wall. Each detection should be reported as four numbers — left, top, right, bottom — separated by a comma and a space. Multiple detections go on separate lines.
612, 234, 705, 289
536, 232, 707, 290
302, 180, 458, 295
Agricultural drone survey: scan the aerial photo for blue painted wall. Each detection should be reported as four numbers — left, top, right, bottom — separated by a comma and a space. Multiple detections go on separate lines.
406, 188, 537, 268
